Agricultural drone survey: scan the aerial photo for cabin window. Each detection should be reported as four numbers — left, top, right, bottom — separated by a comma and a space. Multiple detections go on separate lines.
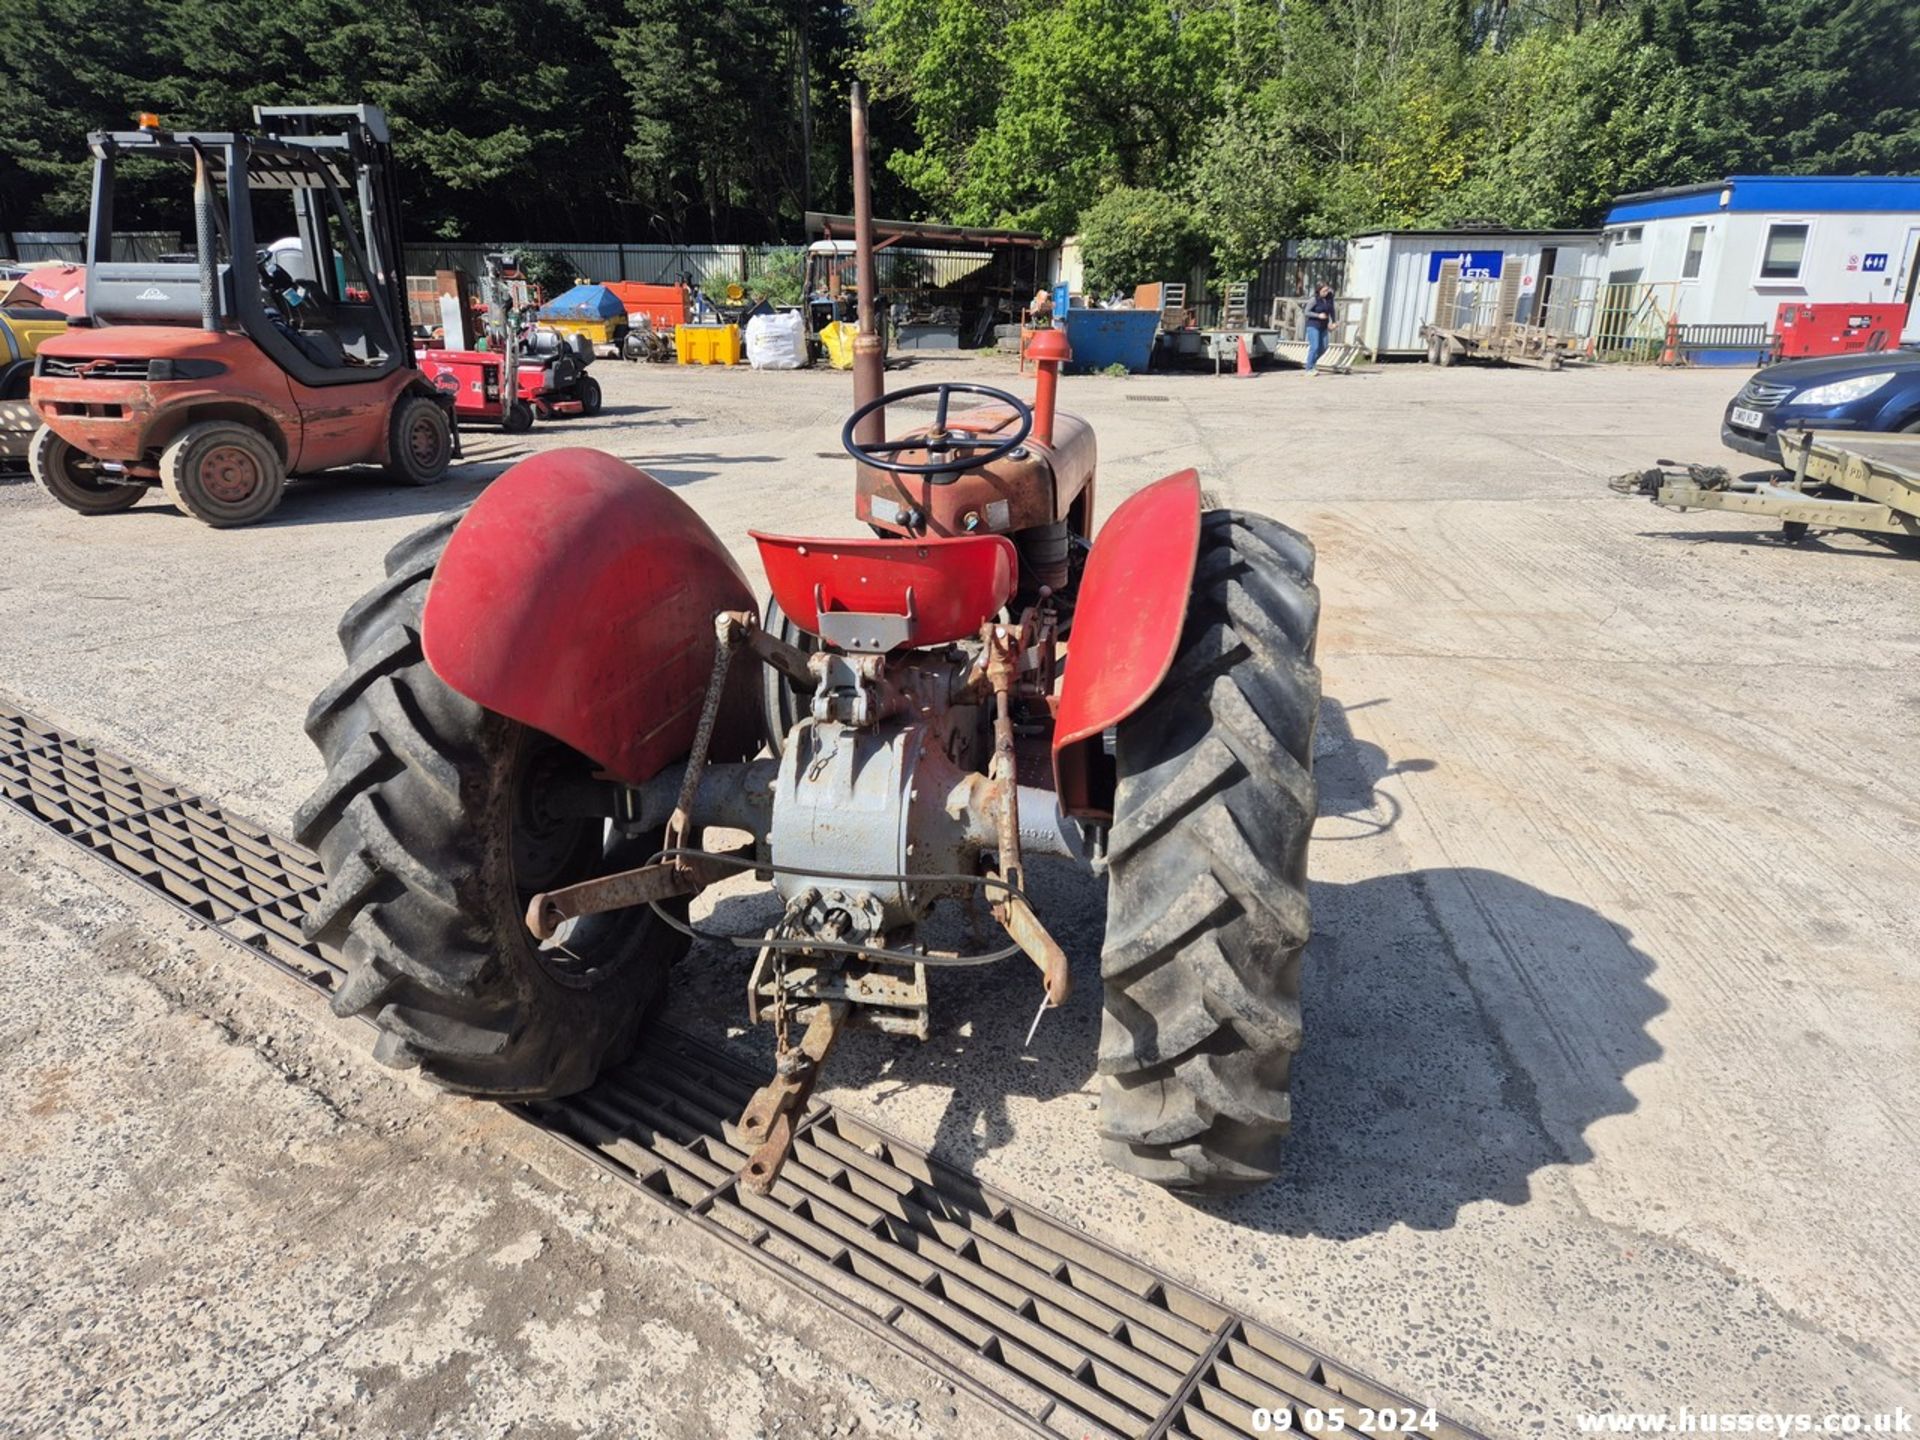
1682, 225, 1708, 279
1759, 222, 1810, 281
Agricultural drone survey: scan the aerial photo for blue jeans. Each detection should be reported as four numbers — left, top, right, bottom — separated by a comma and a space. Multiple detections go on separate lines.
1305, 323, 1328, 371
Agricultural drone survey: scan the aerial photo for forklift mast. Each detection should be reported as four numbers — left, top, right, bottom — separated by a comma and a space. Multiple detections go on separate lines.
78, 105, 411, 388
250, 105, 409, 352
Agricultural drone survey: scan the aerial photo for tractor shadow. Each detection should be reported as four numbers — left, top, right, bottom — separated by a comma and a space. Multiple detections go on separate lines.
1199, 697, 1665, 1239
1219, 867, 1664, 1239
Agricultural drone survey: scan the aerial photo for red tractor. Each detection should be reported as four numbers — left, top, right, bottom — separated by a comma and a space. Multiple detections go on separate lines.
27, 106, 453, 527
294, 91, 1321, 1197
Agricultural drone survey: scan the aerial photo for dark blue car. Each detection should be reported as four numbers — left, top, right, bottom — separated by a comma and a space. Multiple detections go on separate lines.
1722, 350, 1920, 463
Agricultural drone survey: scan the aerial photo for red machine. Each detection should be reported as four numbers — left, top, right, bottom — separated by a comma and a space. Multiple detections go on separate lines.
28, 107, 452, 527
415, 342, 602, 432
416, 346, 533, 432
415, 253, 603, 432
293, 86, 1323, 1200
1773, 302, 1906, 359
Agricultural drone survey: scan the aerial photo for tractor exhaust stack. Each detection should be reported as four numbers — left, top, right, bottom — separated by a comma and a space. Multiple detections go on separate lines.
849, 81, 884, 450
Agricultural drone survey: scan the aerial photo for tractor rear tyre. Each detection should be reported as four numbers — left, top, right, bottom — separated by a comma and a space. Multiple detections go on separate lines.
577, 374, 603, 417
1098, 509, 1320, 1198
759, 595, 822, 755
29, 425, 144, 515
160, 421, 286, 527
292, 511, 689, 1097
386, 394, 454, 486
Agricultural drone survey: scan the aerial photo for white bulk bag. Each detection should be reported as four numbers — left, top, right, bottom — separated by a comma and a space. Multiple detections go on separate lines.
745, 310, 810, 370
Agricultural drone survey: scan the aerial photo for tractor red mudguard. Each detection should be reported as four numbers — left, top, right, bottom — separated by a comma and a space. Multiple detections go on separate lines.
421, 448, 757, 784
1053, 468, 1202, 819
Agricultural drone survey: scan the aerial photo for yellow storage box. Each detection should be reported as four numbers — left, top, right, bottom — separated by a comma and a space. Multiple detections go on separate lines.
543, 316, 624, 348
675, 323, 742, 366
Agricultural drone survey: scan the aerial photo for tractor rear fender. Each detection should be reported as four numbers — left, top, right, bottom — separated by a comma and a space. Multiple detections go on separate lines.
421, 448, 759, 784
1052, 468, 1202, 819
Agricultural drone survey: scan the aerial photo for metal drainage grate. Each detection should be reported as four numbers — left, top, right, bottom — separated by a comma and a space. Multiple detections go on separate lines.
0, 700, 1486, 1440
0, 708, 335, 992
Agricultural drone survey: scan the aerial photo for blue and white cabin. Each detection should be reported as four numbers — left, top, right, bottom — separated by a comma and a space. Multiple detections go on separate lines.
1601, 176, 1920, 360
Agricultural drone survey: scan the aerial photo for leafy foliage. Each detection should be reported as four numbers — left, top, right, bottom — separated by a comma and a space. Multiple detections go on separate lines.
746, 247, 808, 304
0, 0, 879, 240
0, 0, 1913, 260
1076, 187, 1199, 295
866, 0, 1920, 256
518, 251, 581, 302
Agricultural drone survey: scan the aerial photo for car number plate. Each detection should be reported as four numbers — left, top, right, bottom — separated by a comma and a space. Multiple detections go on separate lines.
1731, 406, 1765, 429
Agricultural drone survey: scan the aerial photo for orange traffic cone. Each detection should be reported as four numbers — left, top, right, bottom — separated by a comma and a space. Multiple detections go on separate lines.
1659, 316, 1681, 367
1235, 334, 1253, 377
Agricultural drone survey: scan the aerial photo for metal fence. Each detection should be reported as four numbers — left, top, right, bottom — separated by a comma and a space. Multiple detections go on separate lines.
1186, 240, 1348, 329
403, 242, 757, 288
10, 231, 181, 263
401, 241, 997, 293
1592, 281, 1679, 361
1671, 322, 1773, 361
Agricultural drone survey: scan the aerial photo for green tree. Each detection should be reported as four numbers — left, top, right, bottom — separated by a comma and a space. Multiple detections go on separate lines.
0, 0, 860, 242
1442, 20, 1699, 228
2, 0, 1913, 264
1076, 185, 1199, 294
861, 0, 1228, 237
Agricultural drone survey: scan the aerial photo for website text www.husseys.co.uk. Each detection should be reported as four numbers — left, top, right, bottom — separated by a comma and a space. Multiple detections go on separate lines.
1576, 1409, 1912, 1435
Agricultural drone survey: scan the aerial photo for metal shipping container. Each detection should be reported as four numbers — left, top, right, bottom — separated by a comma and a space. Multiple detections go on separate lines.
1342, 230, 1604, 356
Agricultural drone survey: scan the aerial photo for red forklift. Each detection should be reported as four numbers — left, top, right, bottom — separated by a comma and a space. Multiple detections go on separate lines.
28, 105, 454, 527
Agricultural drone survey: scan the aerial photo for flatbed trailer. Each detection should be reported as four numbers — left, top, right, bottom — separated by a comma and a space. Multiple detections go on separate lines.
1421, 260, 1592, 370
1630, 430, 1920, 544
1421, 319, 1575, 369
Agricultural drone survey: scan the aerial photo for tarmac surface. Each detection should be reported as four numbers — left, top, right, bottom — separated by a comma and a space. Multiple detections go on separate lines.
2, 352, 1917, 1437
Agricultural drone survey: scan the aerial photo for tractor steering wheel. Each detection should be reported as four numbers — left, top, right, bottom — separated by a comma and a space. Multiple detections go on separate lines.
841, 382, 1034, 479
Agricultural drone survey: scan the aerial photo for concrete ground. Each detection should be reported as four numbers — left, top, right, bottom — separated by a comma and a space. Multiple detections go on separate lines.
1, 353, 1916, 1437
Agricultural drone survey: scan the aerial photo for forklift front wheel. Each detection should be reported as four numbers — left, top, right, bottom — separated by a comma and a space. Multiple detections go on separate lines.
577, 374, 603, 417
387, 394, 454, 486
160, 421, 286, 528
28, 426, 145, 516
503, 399, 534, 434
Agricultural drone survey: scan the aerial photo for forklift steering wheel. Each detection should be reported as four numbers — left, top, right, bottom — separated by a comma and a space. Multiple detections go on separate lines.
841, 382, 1033, 479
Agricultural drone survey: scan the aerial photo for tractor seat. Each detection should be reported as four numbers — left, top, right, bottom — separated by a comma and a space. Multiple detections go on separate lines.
751, 532, 1015, 651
